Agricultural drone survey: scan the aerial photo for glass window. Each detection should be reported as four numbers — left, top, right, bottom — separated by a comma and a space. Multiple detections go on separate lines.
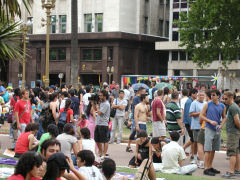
95, 13, 103, 32
172, 31, 179, 41
180, 51, 186, 61
181, 2, 187, 8
59, 15, 67, 33
172, 51, 178, 61
82, 49, 92, 60
173, 12, 179, 21
59, 49, 66, 60
50, 15, 56, 34
50, 49, 57, 60
159, 19, 163, 36
27, 17, 33, 34
144, 17, 148, 34
93, 49, 102, 60
108, 47, 113, 60
84, 14, 92, 32
165, 21, 169, 37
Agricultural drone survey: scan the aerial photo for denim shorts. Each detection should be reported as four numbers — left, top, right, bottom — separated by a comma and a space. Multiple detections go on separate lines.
204, 127, 221, 151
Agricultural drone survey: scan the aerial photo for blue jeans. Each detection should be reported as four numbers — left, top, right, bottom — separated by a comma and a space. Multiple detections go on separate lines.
37, 120, 44, 140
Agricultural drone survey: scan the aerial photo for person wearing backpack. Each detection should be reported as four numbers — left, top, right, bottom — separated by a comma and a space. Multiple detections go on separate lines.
58, 98, 75, 134
69, 90, 80, 120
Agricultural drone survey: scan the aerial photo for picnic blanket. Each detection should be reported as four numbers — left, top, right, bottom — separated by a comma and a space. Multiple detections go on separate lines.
0, 157, 17, 166
0, 167, 14, 178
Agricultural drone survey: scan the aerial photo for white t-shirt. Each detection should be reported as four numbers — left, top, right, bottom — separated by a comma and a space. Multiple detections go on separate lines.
113, 98, 127, 117
180, 97, 188, 110
60, 97, 68, 109
123, 89, 130, 100
82, 139, 96, 156
78, 166, 103, 180
56, 133, 77, 157
161, 141, 186, 173
83, 93, 91, 106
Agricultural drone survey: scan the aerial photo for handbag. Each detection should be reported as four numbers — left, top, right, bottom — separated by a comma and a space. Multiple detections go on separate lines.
110, 98, 117, 118
12, 101, 29, 130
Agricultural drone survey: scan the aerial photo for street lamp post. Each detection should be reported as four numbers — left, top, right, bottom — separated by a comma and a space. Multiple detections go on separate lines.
106, 66, 114, 85
42, 0, 56, 87
20, 22, 31, 90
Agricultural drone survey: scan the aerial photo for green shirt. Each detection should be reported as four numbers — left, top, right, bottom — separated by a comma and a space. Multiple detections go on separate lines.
166, 102, 182, 131
37, 133, 52, 152
226, 102, 240, 134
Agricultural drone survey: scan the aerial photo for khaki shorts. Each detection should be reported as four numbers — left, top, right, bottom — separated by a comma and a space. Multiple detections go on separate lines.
197, 129, 205, 145
227, 133, 240, 156
192, 130, 200, 142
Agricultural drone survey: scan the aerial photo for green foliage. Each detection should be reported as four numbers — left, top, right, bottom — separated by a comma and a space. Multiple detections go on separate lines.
177, 0, 240, 67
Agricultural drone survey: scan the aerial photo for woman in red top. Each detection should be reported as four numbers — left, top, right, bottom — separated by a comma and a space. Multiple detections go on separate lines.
8, 151, 43, 180
15, 123, 39, 158
58, 99, 75, 133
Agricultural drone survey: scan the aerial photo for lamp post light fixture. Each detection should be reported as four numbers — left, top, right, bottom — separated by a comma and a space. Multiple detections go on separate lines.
20, 22, 31, 90
42, 0, 56, 87
106, 66, 114, 85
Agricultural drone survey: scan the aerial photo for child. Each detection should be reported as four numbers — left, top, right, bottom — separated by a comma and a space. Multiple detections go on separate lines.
128, 130, 152, 168
77, 114, 88, 137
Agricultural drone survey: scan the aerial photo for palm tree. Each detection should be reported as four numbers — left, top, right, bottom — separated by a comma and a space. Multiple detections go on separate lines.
70, 0, 79, 87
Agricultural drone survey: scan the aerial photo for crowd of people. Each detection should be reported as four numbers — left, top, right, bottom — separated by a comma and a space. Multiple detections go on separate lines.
0, 79, 240, 179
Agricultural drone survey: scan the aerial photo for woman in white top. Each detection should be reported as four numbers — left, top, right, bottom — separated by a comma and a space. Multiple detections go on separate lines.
78, 127, 97, 158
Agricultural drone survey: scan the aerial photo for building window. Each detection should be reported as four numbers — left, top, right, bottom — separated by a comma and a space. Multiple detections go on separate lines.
59, 15, 67, 33
144, 17, 148, 34
95, 13, 103, 32
27, 17, 33, 34
108, 47, 113, 61
173, 0, 179, 8
159, 19, 163, 36
50, 15, 56, 34
165, 21, 169, 37
180, 51, 186, 61
81, 48, 102, 61
50, 48, 66, 61
172, 31, 179, 41
172, 51, 178, 61
36, 48, 41, 62
84, 14, 92, 32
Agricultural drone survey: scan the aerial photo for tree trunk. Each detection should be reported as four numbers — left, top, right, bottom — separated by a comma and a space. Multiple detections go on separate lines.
70, 0, 79, 87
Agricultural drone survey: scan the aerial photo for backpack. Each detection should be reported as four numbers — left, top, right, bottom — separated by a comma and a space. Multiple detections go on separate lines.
58, 110, 68, 126
70, 98, 79, 115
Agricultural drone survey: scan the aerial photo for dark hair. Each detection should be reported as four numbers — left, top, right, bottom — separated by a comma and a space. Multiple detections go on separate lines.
14, 151, 43, 178
68, 89, 75, 97
77, 150, 95, 167
86, 102, 92, 117
119, 90, 124, 94
140, 94, 148, 101
171, 91, 179, 100
182, 89, 189, 96
102, 158, 116, 179
49, 92, 58, 102
138, 87, 145, 92
80, 128, 91, 139
36, 80, 41, 87
14, 88, 21, 97
64, 98, 71, 110
124, 85, 128, 89
47, 124, 59, 138
169, 131, 180, 141
41, 138, 61, 155
151, 137, 160, 144
211, 89, 221, 96
157, 89, 163, 96
63, 123, 75, 136
86, 86, 91, 93
25, 123, 39, 132
205, 90, 211, 99
39, 91, 49, 102
163, 87, 169, 95
189, 89, 198, 96
100, 89, 109, 99
61, 91, 68, 98
235, 96, 240, 105
137, 130, 148, 138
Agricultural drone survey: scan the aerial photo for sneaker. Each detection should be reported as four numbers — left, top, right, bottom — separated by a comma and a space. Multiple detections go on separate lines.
100, 156, 105, 160
204, 169, 215, 176
234, 170, 240, 176
190, 159, 197, 164
210, 167, 220, 174
197, 161, 204, 169
190, 156, 194, 160
116, 140, 121, 144
222, 172, 236, 179
126, 147, 133, 152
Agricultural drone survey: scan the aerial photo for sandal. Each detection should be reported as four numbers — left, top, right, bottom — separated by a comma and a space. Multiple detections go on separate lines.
126, 147, 133, 152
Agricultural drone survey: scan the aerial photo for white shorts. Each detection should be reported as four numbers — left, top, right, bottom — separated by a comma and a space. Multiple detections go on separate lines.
152, 121, 166, 137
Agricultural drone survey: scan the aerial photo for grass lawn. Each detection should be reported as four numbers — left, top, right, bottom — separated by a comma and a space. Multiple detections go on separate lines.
117, 167, 222, 180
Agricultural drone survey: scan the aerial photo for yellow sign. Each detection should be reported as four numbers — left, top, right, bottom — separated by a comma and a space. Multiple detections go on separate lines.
43, 75, 46, 82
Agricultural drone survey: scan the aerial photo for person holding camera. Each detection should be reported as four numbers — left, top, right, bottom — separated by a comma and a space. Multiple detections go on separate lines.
109, 90, 127, 144
94, 90, 110, 160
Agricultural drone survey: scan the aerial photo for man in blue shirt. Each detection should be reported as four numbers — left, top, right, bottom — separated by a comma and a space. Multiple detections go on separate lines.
200, 89, 226, 176
183, 89, 198, 158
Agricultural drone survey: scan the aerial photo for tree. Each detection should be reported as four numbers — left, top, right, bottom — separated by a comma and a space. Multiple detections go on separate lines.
70, 0, 79, 87
178, 0, 240, 67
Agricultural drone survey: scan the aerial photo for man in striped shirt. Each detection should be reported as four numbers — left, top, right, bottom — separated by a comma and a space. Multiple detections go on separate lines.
166, 91, 184, 135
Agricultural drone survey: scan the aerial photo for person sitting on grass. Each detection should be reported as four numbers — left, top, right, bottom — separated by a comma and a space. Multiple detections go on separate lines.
128, 130, 152, 168
102, 158, 127, 180
15, 123, 39, 158
37, 124, 59, 153
154, 131, 197, 175
77, 150, 103, 180
8, 151, 43, 180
